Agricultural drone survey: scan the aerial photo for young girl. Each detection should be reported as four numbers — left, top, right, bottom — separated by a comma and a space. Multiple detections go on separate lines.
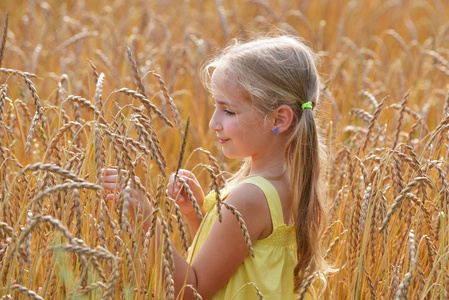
102, 35, 327, 299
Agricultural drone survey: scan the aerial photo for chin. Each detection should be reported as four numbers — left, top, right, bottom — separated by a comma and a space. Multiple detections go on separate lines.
222, 150, 246, 160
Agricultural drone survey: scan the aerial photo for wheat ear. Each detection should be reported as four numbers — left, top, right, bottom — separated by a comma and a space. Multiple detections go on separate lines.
394, 230, 416, 300
152, 71, 184, 137
176, 177, 203, 221
0, 84, 6, 124
183, 285, 203, 300
364, 267, 376, 299
63, 95, 107, 124
10, 284, 43, 300
115, 88, 173, 127
200, 164, 222, 221
101, 258, 119, 300
393, 91, 410, 149
131, 116, 166, 176
167, 196, 189, 251
214, 0, 229, 42
30, 182, 102, 205
55, 30, 98, 52
195, 148, 226, 188
296, 259, 315, 300
175, 117, 190, 174
0, 11, 8, 69
0, 222, 14, 237
23, 163, 85, 183
361, 95, 387, 153
221, 202, 255, 257
380, 177, 431, 232
126, 46, 148, 96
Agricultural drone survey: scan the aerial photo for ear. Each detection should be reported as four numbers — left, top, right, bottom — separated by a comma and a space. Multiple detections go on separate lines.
272, 105, 294, 134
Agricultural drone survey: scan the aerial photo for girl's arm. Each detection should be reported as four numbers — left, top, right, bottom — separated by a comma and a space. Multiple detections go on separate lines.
173, 183, 272, 299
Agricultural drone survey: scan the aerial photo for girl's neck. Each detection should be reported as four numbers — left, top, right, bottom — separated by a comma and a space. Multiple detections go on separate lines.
248, 157, 289, 181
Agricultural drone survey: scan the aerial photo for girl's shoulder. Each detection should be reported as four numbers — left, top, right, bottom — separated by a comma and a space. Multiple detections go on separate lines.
224, 180, 274, 240
226, 182, 269, 211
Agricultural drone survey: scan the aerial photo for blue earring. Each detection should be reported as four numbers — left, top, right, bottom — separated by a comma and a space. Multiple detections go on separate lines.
272, 127, 279, 135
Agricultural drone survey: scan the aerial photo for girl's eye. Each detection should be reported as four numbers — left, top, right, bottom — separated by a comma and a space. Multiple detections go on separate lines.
224, 109, 235, 116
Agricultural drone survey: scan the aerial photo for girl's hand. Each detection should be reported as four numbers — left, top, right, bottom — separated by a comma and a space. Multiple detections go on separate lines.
166, 169, 205, 219
101, 168, 150, 221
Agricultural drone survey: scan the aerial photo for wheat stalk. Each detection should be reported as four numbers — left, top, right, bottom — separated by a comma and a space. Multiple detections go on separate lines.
48, 244, 115, 260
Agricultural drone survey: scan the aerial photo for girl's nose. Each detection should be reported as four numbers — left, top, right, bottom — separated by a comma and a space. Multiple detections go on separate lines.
209, 110, 222, 132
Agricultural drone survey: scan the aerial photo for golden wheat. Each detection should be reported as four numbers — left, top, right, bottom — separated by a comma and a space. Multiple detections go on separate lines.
1, 0, 449, 298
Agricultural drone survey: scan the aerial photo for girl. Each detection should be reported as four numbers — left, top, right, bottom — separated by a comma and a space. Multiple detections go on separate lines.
103, 35, 327, 299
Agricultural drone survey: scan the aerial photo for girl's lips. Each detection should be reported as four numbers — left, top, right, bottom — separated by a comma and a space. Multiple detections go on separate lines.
219, 138, 230, 144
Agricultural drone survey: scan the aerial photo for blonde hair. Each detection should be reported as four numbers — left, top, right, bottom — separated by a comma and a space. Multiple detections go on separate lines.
202, 35, 327, 291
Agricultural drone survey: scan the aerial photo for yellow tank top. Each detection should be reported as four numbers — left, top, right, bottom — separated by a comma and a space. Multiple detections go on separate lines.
187, 176, 299, 299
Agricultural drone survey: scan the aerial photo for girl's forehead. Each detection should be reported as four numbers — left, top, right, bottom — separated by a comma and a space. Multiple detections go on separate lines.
211, 69, 238, 91
211, 70, 247, 102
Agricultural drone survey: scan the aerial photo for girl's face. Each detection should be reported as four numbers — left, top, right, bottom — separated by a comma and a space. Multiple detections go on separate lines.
209, 70, 272, 159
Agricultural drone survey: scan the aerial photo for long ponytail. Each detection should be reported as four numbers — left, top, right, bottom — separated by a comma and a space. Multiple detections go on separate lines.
287, 106, 327, 291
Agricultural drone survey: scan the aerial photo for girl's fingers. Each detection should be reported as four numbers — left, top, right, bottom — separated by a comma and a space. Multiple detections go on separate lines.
178, 170, 200, 184
101, 168, 117, 175
103, 182, 121, 191
100, 168, 128, 176
105, 193, 118, 201
101, 175, 119, 182
166, 186, 180, 199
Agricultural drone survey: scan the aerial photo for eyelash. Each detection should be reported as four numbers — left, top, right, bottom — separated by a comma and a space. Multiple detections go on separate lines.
213, 103, 235, 116
224, 109, 235, 116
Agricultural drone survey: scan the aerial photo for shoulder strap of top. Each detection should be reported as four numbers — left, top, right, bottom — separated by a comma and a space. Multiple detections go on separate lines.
238, 176, 284, 227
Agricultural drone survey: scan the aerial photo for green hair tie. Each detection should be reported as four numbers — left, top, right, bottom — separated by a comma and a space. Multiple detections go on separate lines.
301, 101, 313, 111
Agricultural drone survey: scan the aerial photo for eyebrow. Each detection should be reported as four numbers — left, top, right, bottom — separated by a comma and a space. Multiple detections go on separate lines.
214, 99, 231, 106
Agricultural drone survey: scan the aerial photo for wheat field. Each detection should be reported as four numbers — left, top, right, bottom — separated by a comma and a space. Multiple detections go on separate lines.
0, 0, 448, 299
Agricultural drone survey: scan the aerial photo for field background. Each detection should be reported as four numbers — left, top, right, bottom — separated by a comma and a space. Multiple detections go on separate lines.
0, 0, 448, 299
